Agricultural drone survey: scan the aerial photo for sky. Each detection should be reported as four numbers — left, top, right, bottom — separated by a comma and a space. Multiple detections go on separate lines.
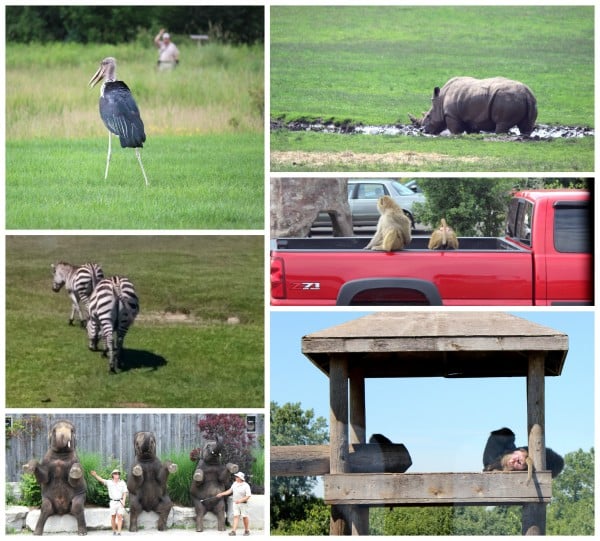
269, 310, 594, 478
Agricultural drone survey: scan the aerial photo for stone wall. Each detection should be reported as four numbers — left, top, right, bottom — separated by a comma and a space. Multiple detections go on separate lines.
6, 496, 265, 534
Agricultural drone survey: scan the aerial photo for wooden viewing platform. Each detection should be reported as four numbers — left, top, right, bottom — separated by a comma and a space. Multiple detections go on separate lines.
273, 312, 569, 535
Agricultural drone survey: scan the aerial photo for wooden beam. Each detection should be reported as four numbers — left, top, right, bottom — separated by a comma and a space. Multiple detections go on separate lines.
349, 368, 366, 445
323, 472, 552, 506
329, 355, 350, 535
523, 352, 547, 535
349, 367, 368, 535
271, 445, 331, 476
271, 444, 412, 476
329, 354, 350, 473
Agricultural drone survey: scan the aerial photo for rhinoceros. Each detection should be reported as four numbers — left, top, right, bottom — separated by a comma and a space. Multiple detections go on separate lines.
410, 76, 537, 135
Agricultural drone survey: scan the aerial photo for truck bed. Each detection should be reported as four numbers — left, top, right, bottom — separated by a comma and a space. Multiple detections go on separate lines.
274, 236, 527, 252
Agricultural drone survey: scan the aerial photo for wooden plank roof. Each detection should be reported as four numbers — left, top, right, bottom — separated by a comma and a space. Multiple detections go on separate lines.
301, 312, 568, 378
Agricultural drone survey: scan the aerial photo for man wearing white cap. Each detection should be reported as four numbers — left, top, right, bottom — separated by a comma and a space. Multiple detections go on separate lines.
217, 471, 252, 536
154, 28, 180, 70
91, 468, 128, 535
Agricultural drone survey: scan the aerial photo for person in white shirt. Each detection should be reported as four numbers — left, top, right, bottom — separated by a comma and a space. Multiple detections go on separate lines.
217, 472, 252, 536
154, 28, 180, 70
91, 468, 128, 535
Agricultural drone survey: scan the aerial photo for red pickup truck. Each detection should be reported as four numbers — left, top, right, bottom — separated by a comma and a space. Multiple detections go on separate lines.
271, 190, 592, 306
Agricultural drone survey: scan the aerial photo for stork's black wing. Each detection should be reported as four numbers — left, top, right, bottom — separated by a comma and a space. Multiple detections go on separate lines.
99, 81, 146, 148
482, 427, 517, 470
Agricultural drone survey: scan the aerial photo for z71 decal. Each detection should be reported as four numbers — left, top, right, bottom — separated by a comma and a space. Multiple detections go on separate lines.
291, 282, 321, 291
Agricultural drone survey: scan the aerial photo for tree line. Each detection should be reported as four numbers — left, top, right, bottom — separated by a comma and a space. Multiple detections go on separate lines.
6, 6, 263, 45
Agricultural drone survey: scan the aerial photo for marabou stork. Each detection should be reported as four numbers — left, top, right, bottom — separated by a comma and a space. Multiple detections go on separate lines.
89, 57, 149, 186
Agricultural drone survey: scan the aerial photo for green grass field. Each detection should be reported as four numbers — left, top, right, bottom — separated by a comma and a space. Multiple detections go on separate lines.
6, 236, 264, 408
6, 42, 264, 229
7, 135, 263, 228
270, 6, 593, 172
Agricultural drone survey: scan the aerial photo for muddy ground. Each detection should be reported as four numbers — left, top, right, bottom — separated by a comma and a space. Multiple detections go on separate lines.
271, 119, 594, 140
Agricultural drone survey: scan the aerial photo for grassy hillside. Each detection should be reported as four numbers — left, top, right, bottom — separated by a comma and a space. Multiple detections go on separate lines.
6, 235, 264, 408
6, 42, 264, 229
270, 6, 593, 171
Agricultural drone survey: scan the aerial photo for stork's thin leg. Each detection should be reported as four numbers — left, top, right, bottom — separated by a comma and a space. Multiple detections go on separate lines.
135, 147, 149, 186
104, 132, 112, 180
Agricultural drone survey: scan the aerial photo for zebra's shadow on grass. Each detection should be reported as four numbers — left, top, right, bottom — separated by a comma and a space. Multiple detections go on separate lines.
117, 349, 168, 371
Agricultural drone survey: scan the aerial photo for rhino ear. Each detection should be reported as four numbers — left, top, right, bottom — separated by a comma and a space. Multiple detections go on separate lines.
433, 87, 441, 98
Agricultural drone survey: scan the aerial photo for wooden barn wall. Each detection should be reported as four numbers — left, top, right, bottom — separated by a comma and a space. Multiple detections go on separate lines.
5, 413, 264, 481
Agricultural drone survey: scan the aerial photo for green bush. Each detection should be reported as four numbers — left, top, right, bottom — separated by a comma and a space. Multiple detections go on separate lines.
6, 483, 19, 505
164, 451, 196, 507
79, 452, 124, 507
250, 446, 265, 494
20, 453, 126, 508
20, 472, 42, 507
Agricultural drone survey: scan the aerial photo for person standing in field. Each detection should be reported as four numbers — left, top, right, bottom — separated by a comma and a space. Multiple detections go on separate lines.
217, 472, 252, 536
154, 28, 180, 70
90, 469, 128, 535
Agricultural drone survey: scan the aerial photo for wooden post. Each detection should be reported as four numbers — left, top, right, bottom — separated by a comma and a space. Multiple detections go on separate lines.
349, 368, 369, 535
349, 368, 366, 445
329, 354, 350, 535
523, 352, 546, 535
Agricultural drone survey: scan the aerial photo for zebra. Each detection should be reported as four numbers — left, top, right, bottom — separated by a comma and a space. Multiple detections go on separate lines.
51, 262, 104, 327
87, 276, 139, 373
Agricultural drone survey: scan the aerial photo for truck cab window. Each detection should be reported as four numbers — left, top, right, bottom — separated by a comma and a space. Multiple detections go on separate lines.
554, 204, 591, 253
507, 199, 532, 246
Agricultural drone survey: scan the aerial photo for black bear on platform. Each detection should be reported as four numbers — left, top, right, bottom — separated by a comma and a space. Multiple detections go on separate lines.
190, 436, 239, 532
23, 420, 87, 536
483, 427, 564, 478
127, 431, 178, 532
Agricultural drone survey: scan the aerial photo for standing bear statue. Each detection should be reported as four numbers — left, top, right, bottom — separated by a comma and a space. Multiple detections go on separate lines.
127, 431, 178, 532
23, 419, 87, 536
190, 436, 239, 532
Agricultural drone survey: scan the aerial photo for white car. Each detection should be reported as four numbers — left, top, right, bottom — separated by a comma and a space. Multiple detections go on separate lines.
314, 179, 425, 229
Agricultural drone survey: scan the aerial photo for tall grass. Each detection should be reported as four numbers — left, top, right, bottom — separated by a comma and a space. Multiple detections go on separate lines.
164, 451, 197, 507
78, 452, 123, 506
250, 446, 265, 492
7, 41, 264, 139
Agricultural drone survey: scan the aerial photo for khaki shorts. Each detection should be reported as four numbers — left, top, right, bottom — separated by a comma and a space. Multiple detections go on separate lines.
233, 502, 249, 517
109, 500, 125, 516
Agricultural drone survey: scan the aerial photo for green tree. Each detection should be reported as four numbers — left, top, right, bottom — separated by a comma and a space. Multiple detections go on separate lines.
413, 178, 514, 236
270, 401, 329, 531
6, 6, 264, 44
414, 178, 590, 237
452, 505, 521, 535
382, 507, 455, 535
271, 498, 331, 535
547, 448, 594, 535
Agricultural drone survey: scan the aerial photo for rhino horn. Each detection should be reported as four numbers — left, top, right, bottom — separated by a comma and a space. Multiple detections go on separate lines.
408, 113, 422, 126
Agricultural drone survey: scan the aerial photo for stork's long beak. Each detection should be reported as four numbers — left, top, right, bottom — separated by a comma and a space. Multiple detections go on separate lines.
88, 65, 105, 88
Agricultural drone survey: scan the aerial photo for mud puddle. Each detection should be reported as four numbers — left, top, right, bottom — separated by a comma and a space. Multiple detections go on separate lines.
271, 119, 594, 139
137, 311, 241, 325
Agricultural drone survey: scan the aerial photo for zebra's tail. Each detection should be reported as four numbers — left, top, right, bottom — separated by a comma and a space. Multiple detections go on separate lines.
112, 281, 134, 319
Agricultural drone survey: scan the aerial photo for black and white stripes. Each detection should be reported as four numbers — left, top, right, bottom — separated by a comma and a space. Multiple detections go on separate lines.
51, 262, 104, 326
87, 276, 140, 373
